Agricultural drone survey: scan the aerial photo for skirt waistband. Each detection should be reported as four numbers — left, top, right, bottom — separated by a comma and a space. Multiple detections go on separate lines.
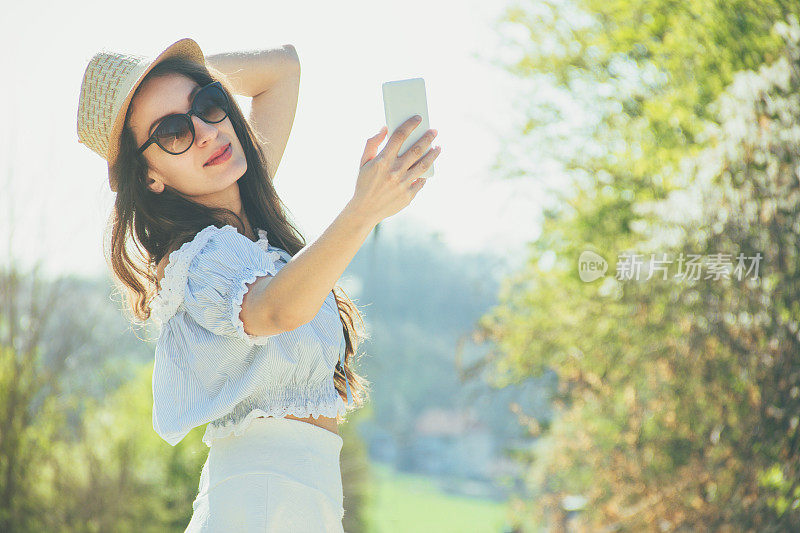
197, 417, 343, 506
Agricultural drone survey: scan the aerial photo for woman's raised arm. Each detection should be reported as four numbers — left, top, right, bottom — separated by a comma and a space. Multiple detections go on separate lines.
206, 45, 301, 181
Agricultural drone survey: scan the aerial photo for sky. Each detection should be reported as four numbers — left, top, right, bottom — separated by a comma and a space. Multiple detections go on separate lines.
0, 0, 555, 280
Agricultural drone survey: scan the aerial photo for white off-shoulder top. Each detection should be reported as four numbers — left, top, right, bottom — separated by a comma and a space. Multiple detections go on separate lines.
148, 224, 352, 447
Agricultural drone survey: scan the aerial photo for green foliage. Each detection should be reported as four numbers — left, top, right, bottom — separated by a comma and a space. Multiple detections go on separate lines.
340, 404, 375, 533
0, 342, 67, 532
482, 1, 800, 530
35, 361, 208, 532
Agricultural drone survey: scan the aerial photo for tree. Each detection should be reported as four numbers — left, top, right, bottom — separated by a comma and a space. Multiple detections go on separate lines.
0, 264, 82, 531
476, 1, 800, 530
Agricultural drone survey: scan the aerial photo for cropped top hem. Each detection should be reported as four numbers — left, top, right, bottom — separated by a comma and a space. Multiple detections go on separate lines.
201, 385, 349, 447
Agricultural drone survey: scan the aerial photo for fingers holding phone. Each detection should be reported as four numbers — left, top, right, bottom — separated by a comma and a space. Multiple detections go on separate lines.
385, 120, 439, 169
399, 125, 439, 185
352, 115, 441, 225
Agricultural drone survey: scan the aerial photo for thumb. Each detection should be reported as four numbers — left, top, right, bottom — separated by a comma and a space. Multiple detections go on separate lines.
409, 177, 427, 195
360, 126, 387, 167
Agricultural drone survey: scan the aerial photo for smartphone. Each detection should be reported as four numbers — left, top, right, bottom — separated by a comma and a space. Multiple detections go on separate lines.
382, 77, 434, 178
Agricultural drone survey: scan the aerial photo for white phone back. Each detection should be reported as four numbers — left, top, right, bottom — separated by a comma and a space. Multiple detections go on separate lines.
382, 77, 434, 178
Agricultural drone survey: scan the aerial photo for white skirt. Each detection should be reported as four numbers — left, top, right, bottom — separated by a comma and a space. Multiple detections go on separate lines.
185, 416, 345, 532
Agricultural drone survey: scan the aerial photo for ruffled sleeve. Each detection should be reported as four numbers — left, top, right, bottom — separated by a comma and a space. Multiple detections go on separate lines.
150, 224, 284, 345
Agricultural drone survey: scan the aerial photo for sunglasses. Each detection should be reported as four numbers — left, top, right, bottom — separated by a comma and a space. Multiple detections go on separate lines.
138, 81, 231, 156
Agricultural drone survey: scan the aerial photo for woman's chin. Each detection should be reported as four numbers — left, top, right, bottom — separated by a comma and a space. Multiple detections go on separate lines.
209, 158, 247, 180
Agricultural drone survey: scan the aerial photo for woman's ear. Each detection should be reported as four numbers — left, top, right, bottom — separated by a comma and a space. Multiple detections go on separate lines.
146, 170, 166, 194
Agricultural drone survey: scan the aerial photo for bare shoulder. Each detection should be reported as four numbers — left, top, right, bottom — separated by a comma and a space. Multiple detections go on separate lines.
155, 256, 169, 289
155, 245, 181, 289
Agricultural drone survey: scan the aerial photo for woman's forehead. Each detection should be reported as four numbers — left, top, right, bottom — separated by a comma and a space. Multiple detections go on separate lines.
131, 75, 200, 132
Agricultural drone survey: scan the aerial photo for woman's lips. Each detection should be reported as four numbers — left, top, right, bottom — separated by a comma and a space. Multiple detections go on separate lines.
204, 143, 232, 166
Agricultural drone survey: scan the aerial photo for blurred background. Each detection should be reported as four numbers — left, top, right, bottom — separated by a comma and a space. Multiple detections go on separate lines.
2, 0, 800, 531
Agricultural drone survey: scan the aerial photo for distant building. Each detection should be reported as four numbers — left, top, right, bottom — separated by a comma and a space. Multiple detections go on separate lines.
408, 407, 495, 478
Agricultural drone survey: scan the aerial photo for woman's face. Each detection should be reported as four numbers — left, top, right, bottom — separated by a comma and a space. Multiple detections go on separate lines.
128, 73, 247, 196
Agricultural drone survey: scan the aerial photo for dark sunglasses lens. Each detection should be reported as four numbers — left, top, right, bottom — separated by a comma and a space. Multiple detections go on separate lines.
194, 85, 228, 123
154, 115, 193, 154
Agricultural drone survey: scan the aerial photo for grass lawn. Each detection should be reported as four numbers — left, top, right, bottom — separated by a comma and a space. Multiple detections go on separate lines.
363, 462, 511, 532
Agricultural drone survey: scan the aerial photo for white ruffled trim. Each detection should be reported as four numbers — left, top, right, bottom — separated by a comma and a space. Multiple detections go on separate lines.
226, 263, 282, 346
256, 228, 294, 265
256, 228, 270, 249
201, 393, 349, 447
149, 224, 279, 327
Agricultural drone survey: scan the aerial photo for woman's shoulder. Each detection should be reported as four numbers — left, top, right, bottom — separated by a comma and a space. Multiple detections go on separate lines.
151, 224, 257, 323
149, 224, 288, 326
155, 224, 230, 286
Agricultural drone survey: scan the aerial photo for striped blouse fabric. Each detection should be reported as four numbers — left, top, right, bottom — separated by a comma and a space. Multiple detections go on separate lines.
149, 224, 352, 447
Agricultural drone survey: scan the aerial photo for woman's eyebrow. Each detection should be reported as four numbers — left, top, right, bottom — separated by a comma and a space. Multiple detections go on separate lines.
148, 84, 203, 135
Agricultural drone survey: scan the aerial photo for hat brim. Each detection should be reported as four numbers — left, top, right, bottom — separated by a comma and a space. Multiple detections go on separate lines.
106, 38, 206, 191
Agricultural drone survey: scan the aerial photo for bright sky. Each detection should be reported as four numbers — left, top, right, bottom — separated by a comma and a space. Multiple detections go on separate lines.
1, 0, 554, 280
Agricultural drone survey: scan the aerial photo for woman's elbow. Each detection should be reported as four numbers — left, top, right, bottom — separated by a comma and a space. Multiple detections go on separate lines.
239, 276, 289, 336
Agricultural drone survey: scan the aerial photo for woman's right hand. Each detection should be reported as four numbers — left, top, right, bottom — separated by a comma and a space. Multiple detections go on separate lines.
348, 115, 440, 226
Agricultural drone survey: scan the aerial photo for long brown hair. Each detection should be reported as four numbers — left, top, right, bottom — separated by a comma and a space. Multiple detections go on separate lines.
106, 55, 369, 413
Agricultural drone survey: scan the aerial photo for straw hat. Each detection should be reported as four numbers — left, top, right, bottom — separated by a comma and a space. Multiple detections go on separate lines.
76, 38, 206, 192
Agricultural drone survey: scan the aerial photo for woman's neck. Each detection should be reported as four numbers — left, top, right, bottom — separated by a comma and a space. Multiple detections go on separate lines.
240, 216, 257, 241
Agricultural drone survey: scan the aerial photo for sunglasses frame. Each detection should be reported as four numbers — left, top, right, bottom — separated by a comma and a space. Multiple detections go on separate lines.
138, 81, 231, 156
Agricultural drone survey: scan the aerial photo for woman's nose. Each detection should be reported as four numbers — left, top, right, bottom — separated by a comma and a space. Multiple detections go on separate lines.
193, 115, 220, 145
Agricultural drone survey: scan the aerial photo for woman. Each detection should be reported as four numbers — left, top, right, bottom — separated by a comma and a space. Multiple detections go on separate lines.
76, 38, 440, 532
